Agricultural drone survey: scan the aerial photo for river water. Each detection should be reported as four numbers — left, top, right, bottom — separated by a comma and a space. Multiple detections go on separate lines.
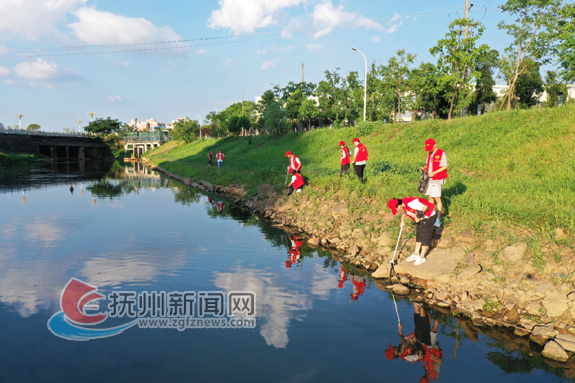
0, 161, 569, 382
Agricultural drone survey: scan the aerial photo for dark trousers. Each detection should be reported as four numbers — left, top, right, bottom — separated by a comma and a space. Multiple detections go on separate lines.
340, 163, 350, 176
353, 164, 365, 182
208, 159, 213, 166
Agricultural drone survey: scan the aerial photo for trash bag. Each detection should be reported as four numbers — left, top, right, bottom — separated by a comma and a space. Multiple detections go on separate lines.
418, 169, 429, 194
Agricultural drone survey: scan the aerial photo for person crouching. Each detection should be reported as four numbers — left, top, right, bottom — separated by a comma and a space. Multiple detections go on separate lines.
388, 197, 437, 265
287, 171, 305, 196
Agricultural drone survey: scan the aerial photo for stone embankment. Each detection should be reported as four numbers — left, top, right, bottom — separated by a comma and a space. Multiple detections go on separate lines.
148, 164, 575, 366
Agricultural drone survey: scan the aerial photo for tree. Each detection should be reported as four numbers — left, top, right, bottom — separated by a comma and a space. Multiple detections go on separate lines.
555, 3, 575, 82
26, 124, 41, 131
430, 18, 490, 119
299, 99, 319, 129
317, 68, 345, 123
262, 100, 288, 133
498, 0, 562, 110
377, 49, 416, 121
285, 89, 305, 129
515, 59, 544, 107
412, 62, 450, 119
84, 117, 123, 135
543, 70, 568, 107
471, 49, 499, 114
172, 118, 199, 143
227, 115, 241, 134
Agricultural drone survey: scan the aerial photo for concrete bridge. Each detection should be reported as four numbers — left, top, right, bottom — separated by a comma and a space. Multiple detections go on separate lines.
0, 130, 107, 160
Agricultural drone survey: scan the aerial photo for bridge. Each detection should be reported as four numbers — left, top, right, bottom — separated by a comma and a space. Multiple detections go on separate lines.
0, 130, 107, 160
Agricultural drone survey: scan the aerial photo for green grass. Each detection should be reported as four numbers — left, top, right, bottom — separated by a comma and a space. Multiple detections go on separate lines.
145, 104, 575, 234
0, 151, 48, 166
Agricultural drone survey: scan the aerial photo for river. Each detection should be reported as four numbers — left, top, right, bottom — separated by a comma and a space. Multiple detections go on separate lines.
0, 161, 570, 382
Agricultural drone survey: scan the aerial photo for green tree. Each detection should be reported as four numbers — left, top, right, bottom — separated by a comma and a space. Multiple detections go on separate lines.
227, 115, 241, 135
299, 98, 319, 129
543, 70, 568, 107
317, 68, 345, 123
430, 18, 490, 119
26, 124, 41, 131
262, 100, 288, 133
515, 59, 544, 107
412, 62, 449, 119
470, 49, 499, 114
286, 89, 305, 130
172, 118, 199, 143
498, 0, 562, 110
377, 49, 416, 122
85, 117, 123, 135
555, 3, 575, 82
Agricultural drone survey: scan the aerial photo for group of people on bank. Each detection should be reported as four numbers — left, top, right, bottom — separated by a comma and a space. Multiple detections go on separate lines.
284, 137, 448, 266
207, 150, 225, 168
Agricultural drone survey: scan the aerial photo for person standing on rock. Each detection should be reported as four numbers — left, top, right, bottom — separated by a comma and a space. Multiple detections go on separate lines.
285, 151, 302, 174
388, 197, 436, 265
208, 151, 214, 166
216, 150, 225, 169
286, 170, 305, 196
339, 141, 351, 176
352, 138, 368, 183
420, 138, 448, 227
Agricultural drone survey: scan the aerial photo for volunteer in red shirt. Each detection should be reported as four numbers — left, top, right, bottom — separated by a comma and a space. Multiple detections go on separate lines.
388, 197, 437, 265
207, 151, 214, 166
216, 150, 225, 169
286, 170, 305, 196
352, 138, 368, 183
284, 151, 301, 173
350, 275, 366, 301
420, 138, 448, 227
339, 141, 351, 176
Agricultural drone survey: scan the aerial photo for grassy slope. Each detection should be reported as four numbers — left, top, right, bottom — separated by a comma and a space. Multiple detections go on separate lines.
145, 105, 575, 236
0, 151, 48, 166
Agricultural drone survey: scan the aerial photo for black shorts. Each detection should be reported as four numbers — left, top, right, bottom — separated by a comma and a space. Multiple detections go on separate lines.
414, 313, 432, 346
415, 215, 436, 247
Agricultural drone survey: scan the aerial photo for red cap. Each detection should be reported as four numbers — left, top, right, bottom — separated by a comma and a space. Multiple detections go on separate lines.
284, 151, 292, 157
385, 344, 395, 360
420, 378, 429, 383
351, 294, 358, 301
285, 261, 292, 268
388, 199, 399, 215
339, 141, 345, 146
425, 138, 436, 151
338, 281, 344, 288
353, 138, 359, 143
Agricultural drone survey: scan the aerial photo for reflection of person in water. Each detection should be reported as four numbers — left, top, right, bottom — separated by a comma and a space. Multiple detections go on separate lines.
385, 303, 443, 381
217, 200, 225, 213
350, 275, 366, 301
285, 236, 303, 268
338, 265, 348, 288
208, 197, 215, 205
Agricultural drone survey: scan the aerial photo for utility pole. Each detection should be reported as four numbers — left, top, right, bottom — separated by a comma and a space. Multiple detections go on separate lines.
15, 112, 24, 130
77, 119, 83, 131
196, 114, 202, 140
464, 0, 470, 38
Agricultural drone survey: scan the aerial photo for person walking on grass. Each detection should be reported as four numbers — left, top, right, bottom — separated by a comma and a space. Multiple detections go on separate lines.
352, 138, 368, 183
285, 151, 302, 174
286, 170, 305, 196
339, 141, 351, 176
420, 138, 448, 227
207, 151, 214, 166
216, 150, 225, 169
388, 197, 437, 266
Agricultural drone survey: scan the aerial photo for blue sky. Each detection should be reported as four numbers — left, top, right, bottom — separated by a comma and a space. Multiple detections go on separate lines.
0, 0, 515, 131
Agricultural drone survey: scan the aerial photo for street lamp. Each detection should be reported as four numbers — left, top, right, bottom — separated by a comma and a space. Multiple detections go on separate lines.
352, 47, 367, 122
196, 114, 202, 140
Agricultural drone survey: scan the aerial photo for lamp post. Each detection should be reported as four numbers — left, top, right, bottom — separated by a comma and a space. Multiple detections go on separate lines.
87, 111, 96, 122
196, 114, 202, 140
15, 112, 24, 130
352, 47, 367, 122
77, 119, 83, 132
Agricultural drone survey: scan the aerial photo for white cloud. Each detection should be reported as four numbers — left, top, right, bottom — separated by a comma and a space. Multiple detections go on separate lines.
310, 1, 382, 38
14, 58, 80, 81
0, 46, 8, 55
120, 61, 131, 67
0, 66, 10, 78
70, 8, 182, 46
208, 0, 306, 34
370, 35, 380, 43
28, 82, 55, 89
224, 58, 235, 67
258, 44, 296, 54
105, 96, 122, 102
261, 59, 279, 70
195, 49, 208, 55
0, 0, 87, 41
305, 43, 322, 52
385, 13, 403, 34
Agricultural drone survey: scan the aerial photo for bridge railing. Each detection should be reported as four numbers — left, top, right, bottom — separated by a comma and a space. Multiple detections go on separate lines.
0, 129, 94, 138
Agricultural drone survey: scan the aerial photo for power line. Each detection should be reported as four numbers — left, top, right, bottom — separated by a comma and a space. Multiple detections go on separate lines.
7, 4, 501, 57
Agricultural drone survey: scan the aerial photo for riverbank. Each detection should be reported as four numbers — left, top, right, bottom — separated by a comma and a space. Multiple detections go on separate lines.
144, 105, 575, 363
0, 151, 49, 167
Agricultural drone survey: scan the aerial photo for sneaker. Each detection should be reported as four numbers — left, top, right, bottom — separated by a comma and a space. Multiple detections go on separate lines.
406, 254, 419, 262
296, 189, 301, 193
434, 218, 442, 227
414, 256, 427, 266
